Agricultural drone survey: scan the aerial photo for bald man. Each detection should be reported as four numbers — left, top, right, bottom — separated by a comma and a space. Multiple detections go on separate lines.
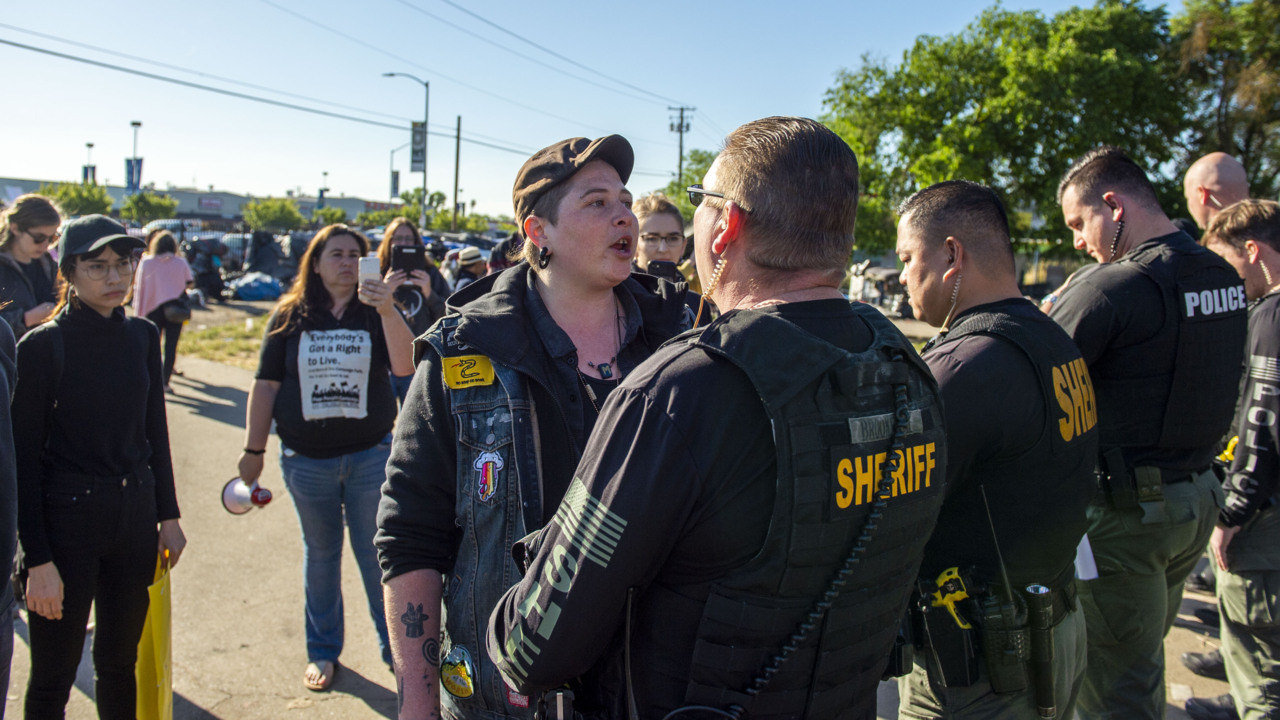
1185, 153, 1251, 230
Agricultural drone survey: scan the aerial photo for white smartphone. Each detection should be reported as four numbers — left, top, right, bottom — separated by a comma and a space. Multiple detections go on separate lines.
358, 255, 381, 285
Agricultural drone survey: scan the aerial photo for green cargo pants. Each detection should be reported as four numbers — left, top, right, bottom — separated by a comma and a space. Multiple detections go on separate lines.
898, 603, 1087, 719
1075, 469, 1222, 719
1217, 504, 1280, 720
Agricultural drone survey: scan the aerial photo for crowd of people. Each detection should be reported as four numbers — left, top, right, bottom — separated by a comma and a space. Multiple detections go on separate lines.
0, 113, 1278, 720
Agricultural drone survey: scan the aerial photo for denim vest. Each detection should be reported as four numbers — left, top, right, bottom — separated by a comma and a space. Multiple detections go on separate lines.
424, 315, 543, 720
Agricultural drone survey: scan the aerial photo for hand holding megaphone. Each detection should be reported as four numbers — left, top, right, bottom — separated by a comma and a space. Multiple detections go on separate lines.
223, 477, 273, 515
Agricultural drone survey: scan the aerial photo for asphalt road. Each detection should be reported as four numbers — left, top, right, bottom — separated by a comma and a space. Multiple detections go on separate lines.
2, 304, 1232, 719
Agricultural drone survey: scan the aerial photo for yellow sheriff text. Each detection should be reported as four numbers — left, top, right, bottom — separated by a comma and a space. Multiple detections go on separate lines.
1053, 358, 1097, 442
835, 442, 937, 509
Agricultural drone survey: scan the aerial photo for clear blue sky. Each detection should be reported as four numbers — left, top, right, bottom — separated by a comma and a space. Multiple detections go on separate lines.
0, 0, 1176, 218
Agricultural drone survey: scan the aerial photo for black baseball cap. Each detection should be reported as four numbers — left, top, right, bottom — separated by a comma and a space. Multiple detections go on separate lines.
57, 214, 145, 269
512, 135, 634, 237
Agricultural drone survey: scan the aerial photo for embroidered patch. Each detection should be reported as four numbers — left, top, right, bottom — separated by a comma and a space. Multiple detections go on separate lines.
474, 451, 504, 503
441, 645, 476, 698
443, 355, 495, 389
506, 684, 529, 708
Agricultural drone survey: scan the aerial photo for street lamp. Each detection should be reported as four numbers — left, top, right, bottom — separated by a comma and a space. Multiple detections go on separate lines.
383, 72, 429, 230
129, 120, 142, 194
390, 142, 410, 201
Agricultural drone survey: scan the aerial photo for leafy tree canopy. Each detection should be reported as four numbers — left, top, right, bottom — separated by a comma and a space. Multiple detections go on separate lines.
38, 182, 113, 217
119, 191, 179, 225
313, 206, 347, 226
660, 149, 719, 224
243, 197, 305, 232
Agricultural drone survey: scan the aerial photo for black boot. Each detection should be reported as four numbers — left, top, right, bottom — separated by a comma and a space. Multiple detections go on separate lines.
1185, 694, 1239, 720
1195, 606, 1223, 628
1182, 649, 1228, 680
1186, 567, 1217, 593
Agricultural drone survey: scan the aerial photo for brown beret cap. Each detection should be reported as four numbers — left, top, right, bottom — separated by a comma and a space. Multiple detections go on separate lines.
511, 135, 634, 237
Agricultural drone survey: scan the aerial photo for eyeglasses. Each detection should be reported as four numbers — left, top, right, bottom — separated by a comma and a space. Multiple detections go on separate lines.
24, 229, 60, 245
687, 184, 726, 208
639, 233, 684, 247
79, 257, 137, 281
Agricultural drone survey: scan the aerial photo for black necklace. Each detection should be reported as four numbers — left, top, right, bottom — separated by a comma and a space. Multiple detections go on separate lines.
585, 295, 624, 379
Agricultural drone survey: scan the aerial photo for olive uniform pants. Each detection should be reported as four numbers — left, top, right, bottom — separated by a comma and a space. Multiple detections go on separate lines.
898, 603, 1087, 719
1217, 505, 1280, 720
1075, 470, 1222, 719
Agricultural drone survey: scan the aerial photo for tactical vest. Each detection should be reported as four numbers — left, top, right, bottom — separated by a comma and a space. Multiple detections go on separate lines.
421, 316, 544, 720
1091, 237, 1246, 451
927, 308, 1099, 590
677, 305, 947, 720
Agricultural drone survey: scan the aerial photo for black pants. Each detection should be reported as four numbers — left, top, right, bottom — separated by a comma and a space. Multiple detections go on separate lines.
145, 306, 183, 385
24, 471, 158, 720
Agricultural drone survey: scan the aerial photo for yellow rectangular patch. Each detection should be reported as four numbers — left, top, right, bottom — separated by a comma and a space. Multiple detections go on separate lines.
443, 355, 495, 389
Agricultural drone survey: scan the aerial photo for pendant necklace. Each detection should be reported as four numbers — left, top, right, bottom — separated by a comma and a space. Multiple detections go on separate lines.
585, 295, 624, 380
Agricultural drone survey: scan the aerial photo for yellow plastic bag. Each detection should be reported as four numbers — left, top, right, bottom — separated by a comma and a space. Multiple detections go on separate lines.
136, 552, 172, 720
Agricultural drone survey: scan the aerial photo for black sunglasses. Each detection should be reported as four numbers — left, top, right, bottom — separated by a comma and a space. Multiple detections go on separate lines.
687, 184, 726, 207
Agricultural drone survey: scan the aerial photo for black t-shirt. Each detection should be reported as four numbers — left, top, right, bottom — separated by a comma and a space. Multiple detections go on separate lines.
20, 260, 55, 305
1222, 293, 1280, 527
922, 299, 1096, 590
487, 299, 876, 713
256, 302, 397, 458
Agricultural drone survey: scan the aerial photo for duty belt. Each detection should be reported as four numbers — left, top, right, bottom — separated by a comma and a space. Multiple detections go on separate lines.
1096, 448, 1211, 522
990, 580, 1077, 628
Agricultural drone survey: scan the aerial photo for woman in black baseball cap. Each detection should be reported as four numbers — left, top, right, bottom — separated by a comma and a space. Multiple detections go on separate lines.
12, 214, 186, 717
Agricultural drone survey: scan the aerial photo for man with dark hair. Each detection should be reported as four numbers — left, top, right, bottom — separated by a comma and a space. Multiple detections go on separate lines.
485, 117, 948, 719
1186, 200, 1280, 720
1049, 146, 1248, 719
895, 180, 1098, 719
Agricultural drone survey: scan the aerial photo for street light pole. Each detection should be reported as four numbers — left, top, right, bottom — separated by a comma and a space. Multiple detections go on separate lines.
383, 72, 429, 230
390, 142, 410, 201
129, 120, 142, 195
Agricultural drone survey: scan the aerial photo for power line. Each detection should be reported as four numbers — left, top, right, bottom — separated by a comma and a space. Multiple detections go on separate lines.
437, 0, 686, 107
0, 37, 534, 156
256, 0, 621, 136
387, 0, 658, 106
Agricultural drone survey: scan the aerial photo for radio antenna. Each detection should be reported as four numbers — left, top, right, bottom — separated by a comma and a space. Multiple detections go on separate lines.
980, 484, 1017, 605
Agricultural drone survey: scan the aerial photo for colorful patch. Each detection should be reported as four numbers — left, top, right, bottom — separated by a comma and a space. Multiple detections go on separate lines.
506, 684, 529, 708
443, 355, 495, 389
441, 645, 476, 698
474, 451, 504, 503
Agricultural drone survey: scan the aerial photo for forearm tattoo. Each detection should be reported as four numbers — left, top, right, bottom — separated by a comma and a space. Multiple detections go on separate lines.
401, 602, 427, 638
422, 637, 440, 670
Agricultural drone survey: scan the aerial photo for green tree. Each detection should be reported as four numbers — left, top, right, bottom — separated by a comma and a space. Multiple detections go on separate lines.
661, 149, 718, 224
313, 206, 348, 226
822, 1, 1188, 251
356, 207, 414, 227
38, 182, 113, 217
1172, 0, 1280, 198
119, 191, 179, 225
242, 197, 306, 231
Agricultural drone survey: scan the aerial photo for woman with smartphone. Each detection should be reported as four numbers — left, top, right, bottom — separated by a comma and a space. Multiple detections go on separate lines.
0, 194, 62, 339
13, 215, 187, 718
237, 224, 412, 691
376, 219, 450, 400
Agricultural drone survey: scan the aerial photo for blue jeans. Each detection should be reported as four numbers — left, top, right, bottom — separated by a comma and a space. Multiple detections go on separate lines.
390, 373, 414, 406
280, 440, 392, 667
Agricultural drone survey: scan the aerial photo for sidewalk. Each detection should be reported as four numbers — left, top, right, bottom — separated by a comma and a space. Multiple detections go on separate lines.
3, 319, 1233, 719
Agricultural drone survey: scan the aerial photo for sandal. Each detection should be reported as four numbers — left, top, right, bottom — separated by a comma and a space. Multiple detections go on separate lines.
304, 660, 338, 692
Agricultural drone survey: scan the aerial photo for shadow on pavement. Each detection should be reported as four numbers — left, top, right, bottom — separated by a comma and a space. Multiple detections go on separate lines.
174, 693, 222, 719
332, 667, 397, 719
165, 378, 248, 429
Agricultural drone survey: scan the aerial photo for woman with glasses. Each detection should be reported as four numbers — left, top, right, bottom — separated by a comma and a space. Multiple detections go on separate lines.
133, 230, 194, 392
633, 192, 706, 324
237, 224, 413, 691
0, 194, 62, 338
12, 214, 186, 718
376, 219, 450, 400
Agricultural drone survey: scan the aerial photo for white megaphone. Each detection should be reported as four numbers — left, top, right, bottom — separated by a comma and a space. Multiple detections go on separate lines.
222, 477, 273, 515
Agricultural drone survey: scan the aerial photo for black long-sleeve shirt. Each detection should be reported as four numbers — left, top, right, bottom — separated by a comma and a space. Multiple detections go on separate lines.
0, 321, 18, 585
1221, 293, 1280, 527
13, 305, 180, 567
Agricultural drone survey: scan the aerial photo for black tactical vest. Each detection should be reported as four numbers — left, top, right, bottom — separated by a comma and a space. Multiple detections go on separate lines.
1091, 236, 1246, 451
926, 308, 1100, 590
675, 305, 947, 720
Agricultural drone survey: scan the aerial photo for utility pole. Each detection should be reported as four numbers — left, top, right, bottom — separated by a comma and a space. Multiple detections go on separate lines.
668, 106, 694, 182
452, 116, 462, 232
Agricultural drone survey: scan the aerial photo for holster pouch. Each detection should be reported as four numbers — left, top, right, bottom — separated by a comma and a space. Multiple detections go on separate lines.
919, 594, 979, 687
980, 592, 1029, 695
1133, 466, 1170, 524
535, 689, 576, 720
881, 609, 915, 680
1101, 448, 1137, 510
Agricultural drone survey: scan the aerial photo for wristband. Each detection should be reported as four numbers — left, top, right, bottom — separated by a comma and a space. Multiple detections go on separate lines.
243, 447, 266, 455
